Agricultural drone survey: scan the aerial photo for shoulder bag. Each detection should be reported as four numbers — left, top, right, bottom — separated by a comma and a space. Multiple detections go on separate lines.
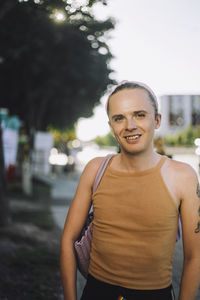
74, 154, 114, 278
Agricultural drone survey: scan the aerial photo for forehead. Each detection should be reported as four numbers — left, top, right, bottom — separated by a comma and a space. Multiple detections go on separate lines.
109, 88, 154, 116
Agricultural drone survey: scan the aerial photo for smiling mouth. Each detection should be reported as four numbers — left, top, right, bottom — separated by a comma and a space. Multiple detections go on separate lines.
125, 134, 141, 140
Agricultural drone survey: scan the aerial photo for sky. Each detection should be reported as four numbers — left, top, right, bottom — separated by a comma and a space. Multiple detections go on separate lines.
76, 0, 200, 141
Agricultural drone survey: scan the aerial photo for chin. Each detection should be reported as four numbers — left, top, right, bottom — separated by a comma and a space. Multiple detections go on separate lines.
120, 146, 144, 155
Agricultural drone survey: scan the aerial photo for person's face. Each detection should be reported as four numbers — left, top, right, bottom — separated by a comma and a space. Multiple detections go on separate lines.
108, 88, 161, 155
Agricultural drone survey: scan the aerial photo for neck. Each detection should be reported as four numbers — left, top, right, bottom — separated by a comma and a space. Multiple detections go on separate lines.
118, 149, 161, 172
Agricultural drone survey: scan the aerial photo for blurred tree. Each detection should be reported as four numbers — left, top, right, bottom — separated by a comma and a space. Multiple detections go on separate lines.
93, 132, 118, 147
0, 0, 115, 133
0, 0, 115, 226
49, 127, 77, 148
48, 126, 77, 155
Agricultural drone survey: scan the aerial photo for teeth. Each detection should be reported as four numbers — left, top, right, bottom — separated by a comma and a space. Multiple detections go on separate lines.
126, 135, 140, 140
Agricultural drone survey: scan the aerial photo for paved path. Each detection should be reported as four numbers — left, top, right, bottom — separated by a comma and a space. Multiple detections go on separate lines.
50, 154, 200, 300
50, 170, 81, 234
50, 170, 86, 300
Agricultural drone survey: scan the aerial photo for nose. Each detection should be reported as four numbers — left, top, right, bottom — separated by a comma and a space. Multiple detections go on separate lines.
125, 117, 137, 131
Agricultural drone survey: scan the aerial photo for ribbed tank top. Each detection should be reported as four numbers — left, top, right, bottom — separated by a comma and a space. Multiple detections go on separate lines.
89, 156, 179, 290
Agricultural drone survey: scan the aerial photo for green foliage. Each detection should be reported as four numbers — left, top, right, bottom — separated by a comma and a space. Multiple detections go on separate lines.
7, 177, 51, 201
93, 132, 118, 147
48, 126, 77, 147
12, 210, 54, 230
164, 126, 200, 146
0, 0, 115, 133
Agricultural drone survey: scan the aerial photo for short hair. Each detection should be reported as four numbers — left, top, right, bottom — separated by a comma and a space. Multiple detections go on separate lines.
106, 80, 158, 118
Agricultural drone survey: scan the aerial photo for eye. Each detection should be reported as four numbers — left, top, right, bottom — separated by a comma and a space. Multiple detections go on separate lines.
114, 115, 124, 122
136, 112, 146, 119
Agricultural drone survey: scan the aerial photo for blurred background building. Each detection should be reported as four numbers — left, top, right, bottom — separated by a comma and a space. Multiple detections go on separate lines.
159, 95, 200, 135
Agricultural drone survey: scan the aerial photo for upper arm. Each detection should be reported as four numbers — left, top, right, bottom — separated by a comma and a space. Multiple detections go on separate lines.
178, 164, 200, 259
61, 157, 104, 243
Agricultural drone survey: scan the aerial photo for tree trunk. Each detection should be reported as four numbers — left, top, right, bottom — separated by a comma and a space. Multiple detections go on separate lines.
0, 126, 10, 227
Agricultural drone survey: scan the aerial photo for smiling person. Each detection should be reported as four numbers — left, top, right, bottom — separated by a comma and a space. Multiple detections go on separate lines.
60, 81, 200, 300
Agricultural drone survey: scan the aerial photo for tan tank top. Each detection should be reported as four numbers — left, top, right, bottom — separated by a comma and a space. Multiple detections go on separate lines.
89, 156, 179, 290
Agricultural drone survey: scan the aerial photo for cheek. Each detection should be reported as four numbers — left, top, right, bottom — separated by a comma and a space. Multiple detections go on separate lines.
140, 121, 156, 138
147, 118, 157, 129
111, 126, 124, 143
111, 123, 123, 133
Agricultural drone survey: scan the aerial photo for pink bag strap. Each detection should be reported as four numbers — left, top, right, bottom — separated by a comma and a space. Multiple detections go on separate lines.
92, 154, 114, 194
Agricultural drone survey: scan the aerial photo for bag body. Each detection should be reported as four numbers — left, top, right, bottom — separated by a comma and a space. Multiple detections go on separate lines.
74, 154, 114, 278
75, 220, 93, 278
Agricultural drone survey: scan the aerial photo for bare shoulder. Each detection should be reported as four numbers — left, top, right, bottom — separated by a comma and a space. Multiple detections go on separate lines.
84, 156, 105, 173
163, 157, 199, 199
81, 156, 105, 185
160, 157, 197, 206
165, 157, 198, 181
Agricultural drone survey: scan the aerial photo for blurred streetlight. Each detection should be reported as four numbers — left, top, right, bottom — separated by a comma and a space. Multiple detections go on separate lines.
194, 138, 200, 175
194, 138, 200, 146
194, 138, 200, 155
49, 148, 68, 166
50, 10, 66, 22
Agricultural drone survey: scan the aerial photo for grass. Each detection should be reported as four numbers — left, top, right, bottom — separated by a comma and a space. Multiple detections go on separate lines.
7, 177, 51, 202
12, 209, 54, 230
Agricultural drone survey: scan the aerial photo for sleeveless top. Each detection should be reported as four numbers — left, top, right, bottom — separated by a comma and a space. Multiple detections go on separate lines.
89, 156, 179, 290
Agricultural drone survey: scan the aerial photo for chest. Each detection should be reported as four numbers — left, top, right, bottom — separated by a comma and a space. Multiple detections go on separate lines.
92, 171, 179, 229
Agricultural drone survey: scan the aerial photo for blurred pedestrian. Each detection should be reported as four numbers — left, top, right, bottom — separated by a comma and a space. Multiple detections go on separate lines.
155, 136, 166, 155
155, 136, 172, 158
60, 81, 200, 300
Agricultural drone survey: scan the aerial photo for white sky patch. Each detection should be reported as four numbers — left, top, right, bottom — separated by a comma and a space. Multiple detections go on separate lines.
77, 0, 200, 141
76, 100, 110, 141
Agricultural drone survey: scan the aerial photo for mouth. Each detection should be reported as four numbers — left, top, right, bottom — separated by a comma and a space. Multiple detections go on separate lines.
124, 134, 141, 141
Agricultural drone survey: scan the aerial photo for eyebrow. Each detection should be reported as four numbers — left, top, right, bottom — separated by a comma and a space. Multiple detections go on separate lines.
111, 114, 123, 121
111, 110, 148, 121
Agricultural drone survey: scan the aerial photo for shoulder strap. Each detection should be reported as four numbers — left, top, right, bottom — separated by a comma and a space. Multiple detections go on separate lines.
92, 154, 114, 194
157, 156, 166, 169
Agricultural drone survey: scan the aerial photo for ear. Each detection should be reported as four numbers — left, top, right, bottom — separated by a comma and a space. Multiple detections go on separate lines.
155, 114, 161, 129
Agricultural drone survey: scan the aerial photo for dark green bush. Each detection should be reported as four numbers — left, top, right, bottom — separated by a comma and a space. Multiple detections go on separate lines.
164, 126, 200, 146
